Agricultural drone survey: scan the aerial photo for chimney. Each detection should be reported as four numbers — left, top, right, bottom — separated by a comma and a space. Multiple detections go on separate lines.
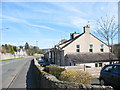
84, 25, 90, 34
70, 32, 80, 39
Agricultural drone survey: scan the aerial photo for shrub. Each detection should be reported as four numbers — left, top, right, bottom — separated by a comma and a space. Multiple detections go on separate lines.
59, 70, 93, 84
1, 49, 6, 54
43, 66, 65, 79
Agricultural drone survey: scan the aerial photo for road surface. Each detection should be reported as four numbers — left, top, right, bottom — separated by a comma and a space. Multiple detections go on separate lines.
2, 57, 37, 89
91, 78, 100, 85
1, 57, 101, 89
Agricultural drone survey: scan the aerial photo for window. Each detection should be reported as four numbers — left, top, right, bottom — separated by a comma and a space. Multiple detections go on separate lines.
101, 44, 104, 48
113, 66, 120, 74
76, 49, 80, 52
90, 44, 93, 48
95, 63, 98, 67
74, 63, 76, 66
76, 45, 80, 48
103, 65, 113, 72
99, 63, 102, 67
100, 49, 104, 52
89, 49, 93, 52
100, 44, 104, 52
89, 44, 93, 52
76, 45, 80, 52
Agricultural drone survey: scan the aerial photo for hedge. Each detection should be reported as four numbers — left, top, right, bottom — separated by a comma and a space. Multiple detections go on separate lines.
43, 66, 65, 79
59, 70, 93, 84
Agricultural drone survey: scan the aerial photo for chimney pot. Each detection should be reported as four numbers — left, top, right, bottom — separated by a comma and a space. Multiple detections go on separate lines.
70, 32, 80, 39
84, 25, 90, 33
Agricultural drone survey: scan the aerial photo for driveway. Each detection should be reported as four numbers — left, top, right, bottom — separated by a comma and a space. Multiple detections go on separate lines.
91, 78, 100, 85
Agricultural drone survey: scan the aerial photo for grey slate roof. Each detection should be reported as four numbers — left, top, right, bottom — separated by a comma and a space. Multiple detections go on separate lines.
66, 53, 119, 63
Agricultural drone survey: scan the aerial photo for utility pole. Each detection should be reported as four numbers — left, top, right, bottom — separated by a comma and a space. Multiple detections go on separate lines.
118, 1, 120, 58
36, 41, 38, 47
118, 1, 120, 44
0, 28, 9, 45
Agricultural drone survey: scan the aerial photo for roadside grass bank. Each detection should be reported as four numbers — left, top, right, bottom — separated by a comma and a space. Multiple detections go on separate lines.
0, 57, 24, 62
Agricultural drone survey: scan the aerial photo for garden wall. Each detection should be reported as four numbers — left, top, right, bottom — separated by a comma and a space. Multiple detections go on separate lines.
33, 59, 113, 89
64, 66, 102, 78
0, 53, 25, 60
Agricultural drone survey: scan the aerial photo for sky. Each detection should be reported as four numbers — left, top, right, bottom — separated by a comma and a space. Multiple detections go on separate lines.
1, 0, 119, 49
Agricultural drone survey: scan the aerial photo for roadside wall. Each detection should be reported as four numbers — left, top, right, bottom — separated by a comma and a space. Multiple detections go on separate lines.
0, 53, 20, 60
33, 59, 113, 89
0, 53, 27, 60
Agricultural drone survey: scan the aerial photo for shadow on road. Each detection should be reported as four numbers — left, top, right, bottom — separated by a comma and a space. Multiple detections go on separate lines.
26, 60, 37, 89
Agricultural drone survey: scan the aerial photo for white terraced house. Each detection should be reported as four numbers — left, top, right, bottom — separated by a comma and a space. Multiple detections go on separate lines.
44, 25, 119, 67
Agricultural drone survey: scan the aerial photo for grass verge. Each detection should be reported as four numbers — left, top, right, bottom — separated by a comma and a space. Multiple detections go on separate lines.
0, 57, 24, 62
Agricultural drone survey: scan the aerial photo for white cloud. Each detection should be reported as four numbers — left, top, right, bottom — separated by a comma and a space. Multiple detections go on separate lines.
28, 23, 69, 34
53, 3, 86, 16
2, 15, 26, 23
69, 16, 98, 33
34, 9, 53, 13
27, 23, 55, 31
2, 0, 119, 2
38, 38, 61, 48
71, 17, 88, 27
2, 15, 52, 29
2, 15, 69, 34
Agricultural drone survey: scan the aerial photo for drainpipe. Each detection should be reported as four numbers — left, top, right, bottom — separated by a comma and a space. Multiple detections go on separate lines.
84, 64, 86, 71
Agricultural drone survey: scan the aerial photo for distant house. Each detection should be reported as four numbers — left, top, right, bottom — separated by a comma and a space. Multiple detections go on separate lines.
44, 25, 119, 67
15, 46, 27, 57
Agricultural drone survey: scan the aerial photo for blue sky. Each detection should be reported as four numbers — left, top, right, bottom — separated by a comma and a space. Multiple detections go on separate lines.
1, 1, 118, 49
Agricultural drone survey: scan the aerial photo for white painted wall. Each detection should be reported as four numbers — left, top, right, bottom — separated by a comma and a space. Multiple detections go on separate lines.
63, 27, 109, 55
0, 50, 27, 60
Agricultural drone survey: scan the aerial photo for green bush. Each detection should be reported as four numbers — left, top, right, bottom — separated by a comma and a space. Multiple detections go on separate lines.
59, 70, 93, 84
1, 49, 6, 54
43, 66, 65, 79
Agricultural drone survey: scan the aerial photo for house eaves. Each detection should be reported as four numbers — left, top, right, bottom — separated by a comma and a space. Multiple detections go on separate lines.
90, 33, 109, 46
61, 33, 84, 49
61, 32, 109, 49
66, 53, 118, 64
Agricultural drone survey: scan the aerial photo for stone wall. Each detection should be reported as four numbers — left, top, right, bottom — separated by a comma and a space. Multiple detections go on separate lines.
33, 59, 113, 89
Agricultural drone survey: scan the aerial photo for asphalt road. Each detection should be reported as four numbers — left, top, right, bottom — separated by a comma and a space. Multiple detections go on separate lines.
2, 57, 37, 89
1, 57, 102, 89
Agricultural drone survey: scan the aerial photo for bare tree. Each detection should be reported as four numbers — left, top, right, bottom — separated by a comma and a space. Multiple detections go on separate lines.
95, 15, 118, 53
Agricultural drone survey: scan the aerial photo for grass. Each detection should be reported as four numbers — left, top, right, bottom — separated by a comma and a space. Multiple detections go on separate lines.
0, 57, 24, 62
